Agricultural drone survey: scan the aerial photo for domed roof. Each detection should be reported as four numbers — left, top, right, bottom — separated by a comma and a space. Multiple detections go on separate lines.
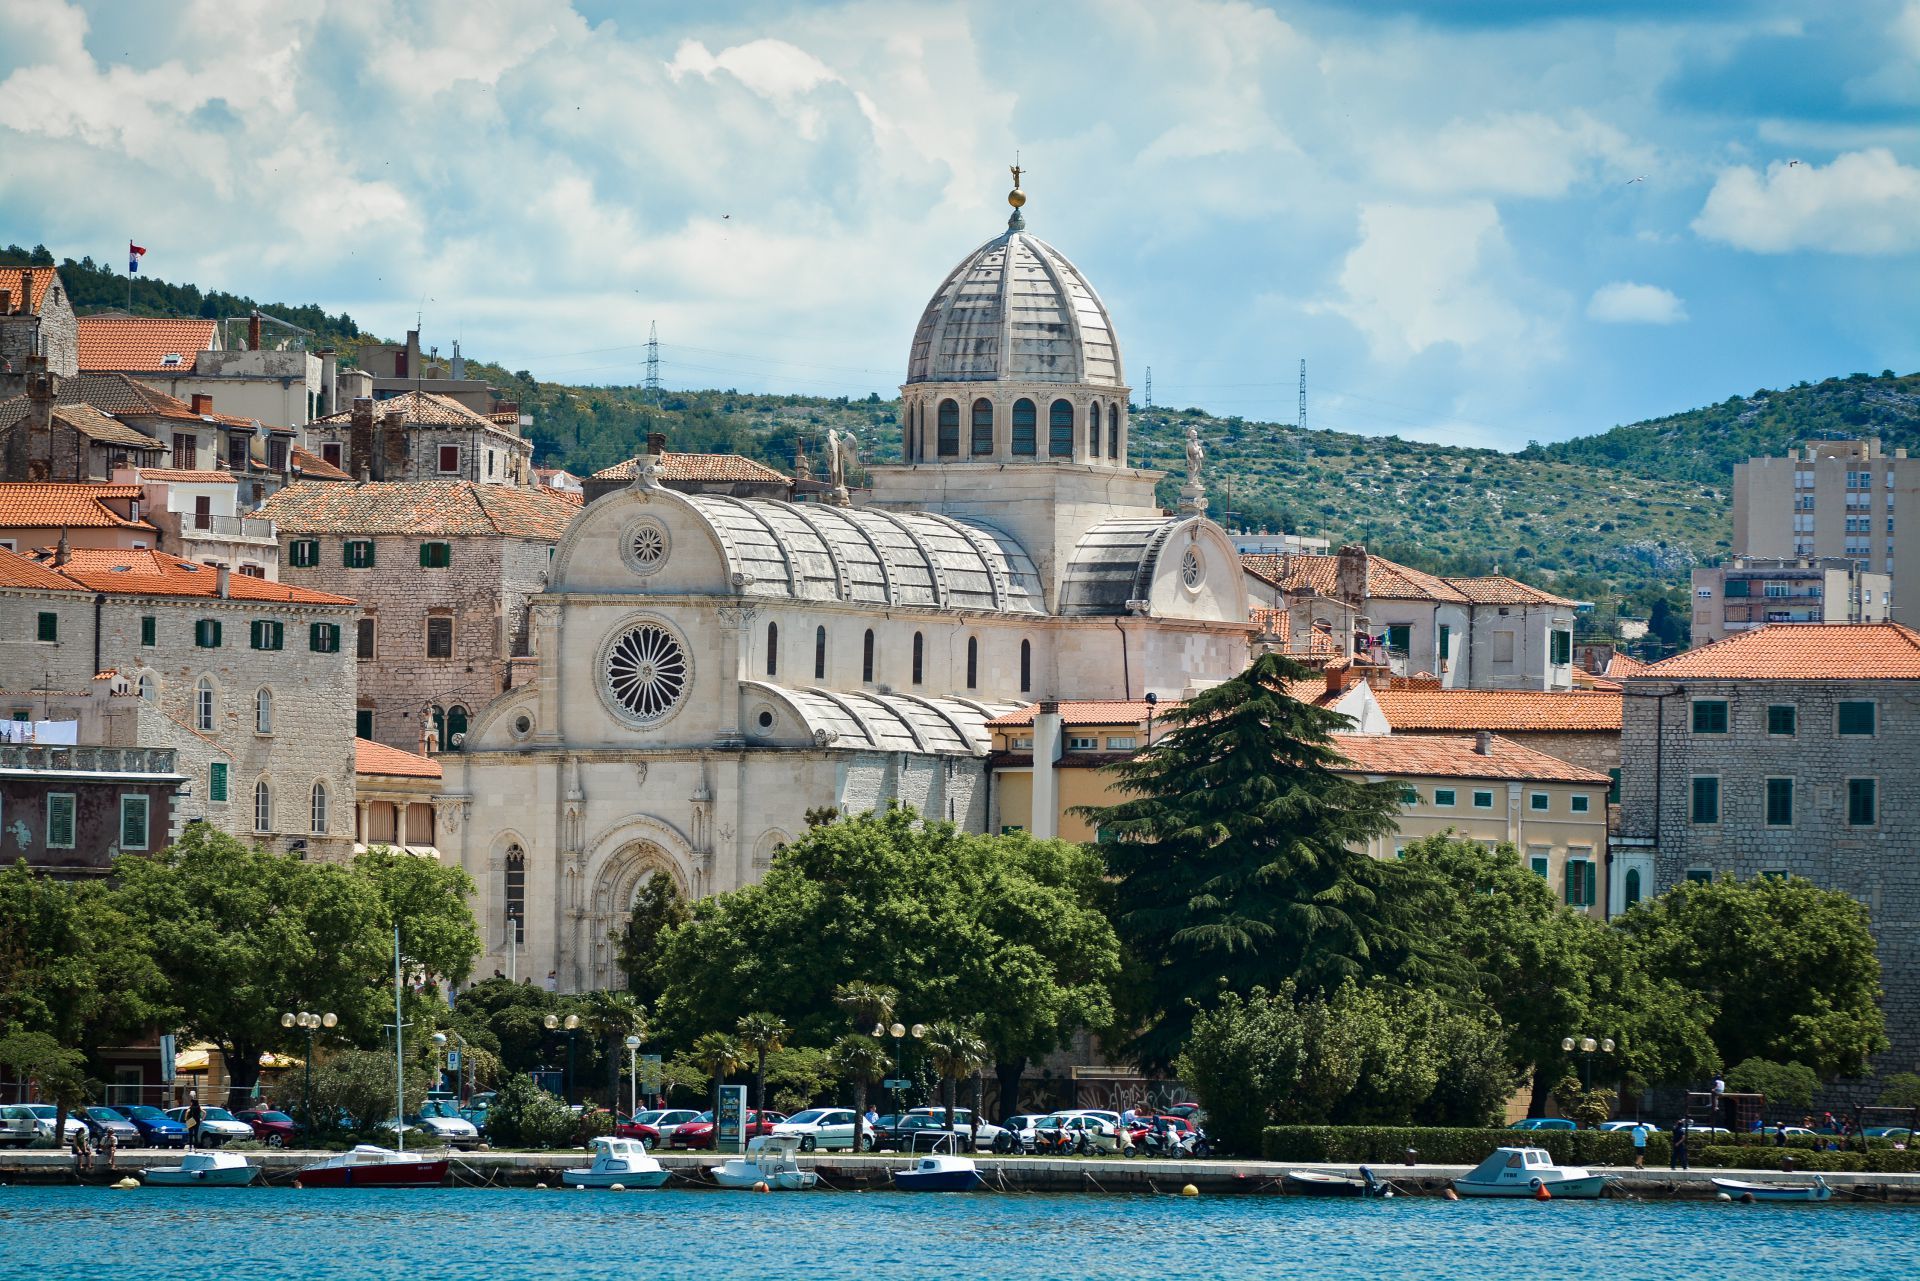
906, 227, 1123, 387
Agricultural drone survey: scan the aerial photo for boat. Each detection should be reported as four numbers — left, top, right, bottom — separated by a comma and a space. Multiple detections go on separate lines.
141, 1150, 258, 1187
296, 1144, 451, 1189
892, 1151, 981, 1192
1452, 1146, 1607, 1199
563, 1137, 670, 1189
1711, 1175, 1833, 1203
294, 927, 447, 1190
1284, 1167, 1392, 1198
711, 1135, 818, 1190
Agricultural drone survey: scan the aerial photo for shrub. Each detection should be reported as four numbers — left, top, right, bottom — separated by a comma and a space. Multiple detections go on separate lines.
1878, 1072, 1920, 1109
1261, 1125, 1668, 1167
1725, 1058, 1819, 1109
1685, 1145, 1920, 1173
485, 1075, 577, 1149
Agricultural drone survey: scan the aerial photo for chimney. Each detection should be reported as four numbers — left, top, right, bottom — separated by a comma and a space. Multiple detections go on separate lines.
380, 410, 408, 478
216, 564, 231, 599
1475, 730, 1493, 756
1030, 700, 1063, 840
1336, 543, 1369, 605
349, 397, 375, 480
318, 349, 338, 417
1325, 657, 1355, 697
248, 311, 262, 352
190, 393, 212, 416
26, 354, 53, 433
647, 431, 667, 456
54, 528, 70, 567
450, 340, 465, 382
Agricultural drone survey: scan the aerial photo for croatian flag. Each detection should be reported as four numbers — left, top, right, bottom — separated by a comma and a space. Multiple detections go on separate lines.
129, 241, 146, 273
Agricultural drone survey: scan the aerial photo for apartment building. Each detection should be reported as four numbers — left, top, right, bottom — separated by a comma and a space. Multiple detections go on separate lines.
1691, 556, 1888, 645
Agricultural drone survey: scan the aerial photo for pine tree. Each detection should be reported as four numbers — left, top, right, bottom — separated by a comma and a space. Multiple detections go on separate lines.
1085, 652, 1450, 1068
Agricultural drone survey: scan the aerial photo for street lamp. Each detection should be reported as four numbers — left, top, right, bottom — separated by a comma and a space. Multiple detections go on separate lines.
280, 1009, 337, 1133
625, 1034, 643, 1119
431, 1029, 469, 1101
1561, 1035, 1616, 1090
870, 1020, 926, 1109
544, 1013, 581, 1105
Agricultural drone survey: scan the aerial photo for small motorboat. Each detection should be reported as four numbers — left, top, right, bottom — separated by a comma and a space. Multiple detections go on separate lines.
295, 1144, 449, 1189
1453, 1147, 1607, 1199
711, 1135, 817, 1190
1284, 1167, 1391, 1198
141, 1150, 258, 1187
892, 1151, 981, 1192
563, 1137, 669, 1189
1711, 1175, 1833, 1203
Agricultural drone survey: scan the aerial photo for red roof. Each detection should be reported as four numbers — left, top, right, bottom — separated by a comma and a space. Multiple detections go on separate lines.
75, 317, 219, 372
0, 545, 87, 592
128, 468, 237, 484
591, 452, 791, 485
0, 483, 150, 530
1373, 689, 1623, 733
1638, 623, 1920, 680
291, 445, 352, 481
1331, 733, 1611, 784
260, 480, 577, 540
1242, 551, 1469, 604
1603, 651, 1649, 678
35, 547, 356, 604
0, 266, 60, 315
0, 372, 258, 428
355, 738, 443, 779
1447, 576, 1578, 607
986, 700, 1160, 729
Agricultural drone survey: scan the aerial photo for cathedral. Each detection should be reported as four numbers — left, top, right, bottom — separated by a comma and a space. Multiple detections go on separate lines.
445, 181, 1252, 990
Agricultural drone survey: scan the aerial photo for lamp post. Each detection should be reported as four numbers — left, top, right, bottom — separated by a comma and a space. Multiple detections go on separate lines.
625, 1035, 642, 1119
1561, 1035, 1616, 1090
544, 1013, 581, 1105
431, 1029, 469, 1101
1144, 691, 1159, 745
870, 1020, 925, 1109
280, 1009, 337, 1133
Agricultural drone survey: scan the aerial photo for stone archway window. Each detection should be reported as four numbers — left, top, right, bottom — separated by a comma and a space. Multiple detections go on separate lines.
912, 631, 925, 685
937, 399, 960, 456
311, 781, 329, 835
254, 779, 272, 833
971, 398, 994, 455
1088, 399, 1101, 456
1625, 867, 1642, 906
1108, 404, 1120, 461
1048, 399, 1074, 457
862, 629, 876, 683
766, 620, 779, 677
138, 673, 157, 702
965, 636, 978, 690
1012, 399, 1037, 455
255, 687, 273, 735
446, 705, 469, 747
195, 677, 216, 732
505, 846, 526, 944
814, 625, 827, 680
1020, 639, 1032, 693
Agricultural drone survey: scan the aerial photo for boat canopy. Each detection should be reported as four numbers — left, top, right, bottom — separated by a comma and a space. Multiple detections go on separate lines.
1463, 1147, 1552, 1182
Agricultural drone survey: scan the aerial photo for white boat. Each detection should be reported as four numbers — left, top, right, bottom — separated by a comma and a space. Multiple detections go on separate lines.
1711, 1175, 1833, 1203
711, 1134, 818, 1190
295, 1144, 449, 1189
141, 1150, 258, 1187
563, 1137, 669, 1189
1453, 1146, 1607, 1199
892, 1151, 981, 1192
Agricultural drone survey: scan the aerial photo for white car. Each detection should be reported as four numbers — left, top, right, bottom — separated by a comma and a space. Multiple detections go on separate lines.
647, 1109, 705, 1145
905, 1106, 1008, 1152
772, 1107, 864, 1152
164, 1106, 254, 1145
0, 1104, 88, 1147
412, 1101, 485, 1148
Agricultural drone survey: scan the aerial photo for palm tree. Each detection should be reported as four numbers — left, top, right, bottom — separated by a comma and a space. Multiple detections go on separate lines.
831, 981, 897, 1039
735, 1012, 790, 1123
830, 1034, 891, 1153
922, 1021, 990, 1144
579, 990, 646, 1111
690, 1030, 746, 1145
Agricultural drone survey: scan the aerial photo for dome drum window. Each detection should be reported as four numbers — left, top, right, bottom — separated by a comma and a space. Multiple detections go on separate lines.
601, 619, 692, 725
622, 519, 671, 575
1011, 399, 1037, 456
937, 400, 960, 457
971, 399, 994, 455
1048, 399, 1074, 457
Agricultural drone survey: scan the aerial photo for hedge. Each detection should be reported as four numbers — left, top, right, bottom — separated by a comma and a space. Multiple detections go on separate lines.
1695, 1145, 1920, 1174
1261, 1126, 1669, 1166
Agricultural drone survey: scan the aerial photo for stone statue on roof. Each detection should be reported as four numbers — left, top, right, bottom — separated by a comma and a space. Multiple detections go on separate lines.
826, 428, 856, 504
1178, 424, 1207, 516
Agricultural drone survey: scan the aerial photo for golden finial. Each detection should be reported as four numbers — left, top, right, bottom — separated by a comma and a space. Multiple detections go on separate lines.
1007, 156, 1027, 229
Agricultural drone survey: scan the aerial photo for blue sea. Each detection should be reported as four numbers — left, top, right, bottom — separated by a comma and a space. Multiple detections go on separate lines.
0, 1185, 1915, 1279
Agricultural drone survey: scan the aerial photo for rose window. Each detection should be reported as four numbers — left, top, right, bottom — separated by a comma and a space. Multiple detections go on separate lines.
1181, 548, 1203, 589
605, 623, 688, 722
628, 521, 668, 572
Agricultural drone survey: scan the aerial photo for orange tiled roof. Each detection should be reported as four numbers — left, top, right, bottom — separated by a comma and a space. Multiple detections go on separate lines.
355, 737, 443, 779
128, 468, 237, 484
0, 266, 60, 315
1331, 732, 1611, 784
311, 389, 502, 430
0, 545, 87, 592
1373, 688, 1623, 732
1446, 576, 1578, 607
1639, 623, 1920, 680
1603, 651, 1649, 678
0, 482, 150, 529
75, 317, 219, 372
985, 700, 1161, 729
591, 452, 791, 485
259, 479, 577, 540
1242, 551, 1469, 604
290, 445, 351, 481
0, 372, 258, 428
38, 547, 356, 605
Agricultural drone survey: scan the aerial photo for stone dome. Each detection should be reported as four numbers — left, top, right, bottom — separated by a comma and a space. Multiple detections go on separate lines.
906, 228, 1123, 387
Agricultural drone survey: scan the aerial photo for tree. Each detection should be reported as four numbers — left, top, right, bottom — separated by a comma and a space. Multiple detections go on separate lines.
0, 1031, 89, 1146
1086, 653, 1448, 1066
831, 1035, 891, 1152
1879, 1073, 1920, 1110
689, 1030, 746, 1144
112, 827, 389, 1106
1726, 1058, 1819, 1110
832, 981, 897, 1042
485, 1073, 576, 1149
1619, 874, 1887, 1078
612, 876, 689, 1007
577, 990, 646, 1111
735, 1012, 789, 1121
764, 1046, 837, 1115
921, 1022, 989, 1140
307, 1047, 436, 1133
353, 846, 481, 987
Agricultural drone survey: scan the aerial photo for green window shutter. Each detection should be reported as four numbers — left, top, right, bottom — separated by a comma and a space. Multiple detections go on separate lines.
196, 619, 222, 648
1473, 790, 1494, 809
1387, 624, 1411, 653
1767, 705, 1796, 736
47, 794, 75, 848
355, 708, 373, 739
1608, 768, 1622, 803
1848, 778, 1877, 826
209, 762, 228, 803
250, 620, 282, 651
1766, 778, 1794, 826
1564, 864, 1578, 905
1551, 630, 1571, 665
1838, 701, 1875, 736
1571, 794, 1590, 813
1724, 579, 1750, 598
120, 796, 148, 849
1438, 625, 1451, 659
309, 622, 339, 653
1691, 776, 1719, 824
1692, 700, 1728, 734
36, 611, 57, 642
1433, 789, 1455, 807
1685, 868, 1713, 884
1400, 786, 1419, 805
140, 615, 156, 647
420, 542, 431, 567
1530, 856, 1549, 878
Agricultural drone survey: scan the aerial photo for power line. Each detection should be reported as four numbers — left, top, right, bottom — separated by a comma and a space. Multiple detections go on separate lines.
644, 321, 661, 404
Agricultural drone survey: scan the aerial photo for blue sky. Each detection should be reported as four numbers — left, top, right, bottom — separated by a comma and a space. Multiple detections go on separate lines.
2, 0, 1917, 450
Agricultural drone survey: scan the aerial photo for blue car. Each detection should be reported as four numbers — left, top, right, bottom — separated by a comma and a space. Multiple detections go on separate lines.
111, 1104, 190, 1148
1511, 1117, 1578, 1131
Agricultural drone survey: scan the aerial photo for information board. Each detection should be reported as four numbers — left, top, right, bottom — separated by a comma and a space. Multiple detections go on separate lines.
717, 1084, 748, 1154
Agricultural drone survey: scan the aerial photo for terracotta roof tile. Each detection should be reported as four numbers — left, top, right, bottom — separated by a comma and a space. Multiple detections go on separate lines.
0, 545, 87, 592
0, 266, 60, 315
355, 737, 443, 779
0, 482, 151, 529
591, 452, 791, 485
311, 389, 502, 429
290, 445, 351, 481
36, 547, 355, 604
1445, 576, 1578, 607
1603, 652, 1649, 678
1638, 623, 1920, 680
1242, 552, 1469, 603
75, 317, 219, 372
128, 468, 237, 484
1331, 732, 1611, 784
1372, 689, 1623, 732
0, 372, 257, 428
986, 700, 1160, 729
259, 480, 577, 540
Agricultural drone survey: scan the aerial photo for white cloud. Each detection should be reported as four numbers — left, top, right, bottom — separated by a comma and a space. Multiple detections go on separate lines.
1693, 149, 1920, 254
1369, 111, 1645, 198
1587, 281, 1687, 325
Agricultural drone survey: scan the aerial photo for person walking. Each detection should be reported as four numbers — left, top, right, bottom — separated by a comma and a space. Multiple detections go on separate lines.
185, 1090, 204, 1151
1670, 1116, 1690, 1171
1630, 1121, 1648, 1169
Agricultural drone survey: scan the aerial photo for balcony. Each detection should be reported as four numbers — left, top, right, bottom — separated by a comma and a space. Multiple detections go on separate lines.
0, 744, 180, 776
181, 514, 277, 542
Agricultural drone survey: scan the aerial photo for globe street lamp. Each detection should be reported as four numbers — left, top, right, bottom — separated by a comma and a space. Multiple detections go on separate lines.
870, 1020, 926, 1110
625, 1034, 643, 1119
280, 1010, 337, 1134
544, 1013, 582, 1105
1561, 1035, 1616, 1090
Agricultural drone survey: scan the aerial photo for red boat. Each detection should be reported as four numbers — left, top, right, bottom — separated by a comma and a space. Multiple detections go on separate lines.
295, 1144, 449, 1188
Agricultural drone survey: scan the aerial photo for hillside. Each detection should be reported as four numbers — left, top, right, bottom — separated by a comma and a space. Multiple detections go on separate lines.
1525, 370, 1920, 485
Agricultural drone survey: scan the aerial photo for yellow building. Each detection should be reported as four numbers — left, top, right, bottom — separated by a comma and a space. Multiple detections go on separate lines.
989, 700, 1613, 918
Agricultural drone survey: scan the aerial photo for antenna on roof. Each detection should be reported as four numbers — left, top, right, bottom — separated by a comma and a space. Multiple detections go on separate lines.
1298, 358, 1307, 432
645, 322, 661, 404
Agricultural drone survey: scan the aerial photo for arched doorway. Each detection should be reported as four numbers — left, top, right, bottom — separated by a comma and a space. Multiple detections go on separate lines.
588, 841, 690, 991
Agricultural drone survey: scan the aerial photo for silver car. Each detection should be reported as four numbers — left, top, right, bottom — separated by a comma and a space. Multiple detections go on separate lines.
0, 1104, 88, 1147
165, 1106, 254, 1146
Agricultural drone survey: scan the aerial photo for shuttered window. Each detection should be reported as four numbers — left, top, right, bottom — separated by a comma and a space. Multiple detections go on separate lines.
309, 622, 341, 653
46, 793, 76, 849
195, 619, 222, 648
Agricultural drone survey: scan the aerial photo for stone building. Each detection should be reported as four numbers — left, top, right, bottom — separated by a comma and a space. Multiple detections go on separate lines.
1690, 555, 1889, 646
258, 479, 578, 750
77, 313, 336, 429
582, 448, 793, 505
304, 392, 533, 488
1368, 688, 1623, 780
0, 360, 167, 481
442, 186, 1254, 991
0, 544, 360, 859
0, 265, 78, 389
0, 741, 184, 878
353, 737, 443, 856
1615, 622, 1920, 1078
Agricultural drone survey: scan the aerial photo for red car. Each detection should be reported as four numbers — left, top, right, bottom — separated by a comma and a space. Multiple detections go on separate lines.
234, 1109, 300, 1147
669, 1110, 787, 1149
614, 1117, 662, 1145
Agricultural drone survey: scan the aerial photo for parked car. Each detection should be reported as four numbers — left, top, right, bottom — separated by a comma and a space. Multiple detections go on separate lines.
1597, 1120, 1658, 1133
78, 1106, 142, 1145
411, 1100, 484, 1148
110, 1105, 190, 1147
905, 1107, 1007, 1151
0, 1104, 88, 1148
669, 1110, 787, 1149
772, 1107, 864, 1152
1865, 1127, 1915, 1140
870, 1113, 976, 1153
1164, 1103, 1205, 1124
233, 1109, 299, 1147
998, 1114, 1051, 1151
646, 1109, 706, 1145
165, 1106, 254, 1146
1511, 1118, 1577, 1131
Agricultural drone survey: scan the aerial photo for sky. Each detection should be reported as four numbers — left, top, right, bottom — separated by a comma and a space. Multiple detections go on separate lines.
1, 0, 1917, 451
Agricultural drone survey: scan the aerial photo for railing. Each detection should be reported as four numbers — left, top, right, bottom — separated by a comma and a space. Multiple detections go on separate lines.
184, 514, 276, 540
0, 744, 179, 774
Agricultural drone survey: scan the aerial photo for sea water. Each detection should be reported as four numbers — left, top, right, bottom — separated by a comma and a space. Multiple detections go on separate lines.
0, 1185, 1915, 1279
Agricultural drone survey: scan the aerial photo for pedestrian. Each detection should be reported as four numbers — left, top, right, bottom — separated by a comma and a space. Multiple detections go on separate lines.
186, 1090, 204, 1150
1774, 1122, 1788, 1148
100, 1125, 117, 1171
864, 1104, 878, 1129
70, 1121, 91, 1174
544, 970, 559, 994
1711, 1073, 1730, 1132
1630, 1121, 1648, 1169
1670, 1116, 1690, 1171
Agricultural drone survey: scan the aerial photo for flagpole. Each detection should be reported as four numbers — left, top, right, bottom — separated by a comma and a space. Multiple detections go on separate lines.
126, 238, 132, 312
